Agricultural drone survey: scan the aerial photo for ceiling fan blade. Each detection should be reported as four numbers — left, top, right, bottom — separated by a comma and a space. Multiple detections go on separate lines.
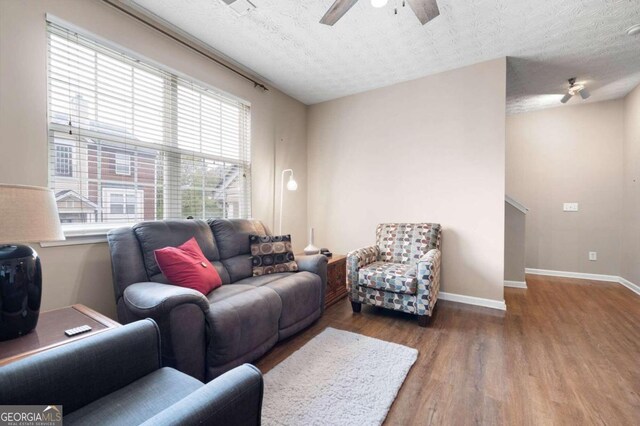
320, 0, 359, 26
560, 93, 573, 104
580, 89, 590, 100
406, 0, 440, 25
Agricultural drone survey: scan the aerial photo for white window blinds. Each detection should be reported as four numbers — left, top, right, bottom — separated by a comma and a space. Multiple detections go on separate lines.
47, 22, 251, 232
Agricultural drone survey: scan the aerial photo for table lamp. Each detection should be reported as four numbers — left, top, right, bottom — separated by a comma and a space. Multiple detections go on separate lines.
0, 184, 65, 341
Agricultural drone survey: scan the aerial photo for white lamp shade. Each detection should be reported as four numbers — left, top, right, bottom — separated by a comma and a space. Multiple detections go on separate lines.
286, 176, 298, 191
0, 184, 65, 244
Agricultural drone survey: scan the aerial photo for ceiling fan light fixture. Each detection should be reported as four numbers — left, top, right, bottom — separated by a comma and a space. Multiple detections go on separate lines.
568, 83, 584, 96
371, 0, 388, 8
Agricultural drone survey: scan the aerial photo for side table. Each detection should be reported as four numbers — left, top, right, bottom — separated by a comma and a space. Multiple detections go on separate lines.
0, 304, 121, 366
324, 254, 347, 308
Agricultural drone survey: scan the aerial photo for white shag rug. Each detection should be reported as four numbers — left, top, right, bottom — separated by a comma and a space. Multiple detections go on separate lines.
262, 327, 418, 426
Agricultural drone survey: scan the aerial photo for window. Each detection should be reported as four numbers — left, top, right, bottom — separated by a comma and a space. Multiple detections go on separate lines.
54, 143, 73, 177
46, 22, 251, 232
114, 153, 131, 176
102, 188, 143, 222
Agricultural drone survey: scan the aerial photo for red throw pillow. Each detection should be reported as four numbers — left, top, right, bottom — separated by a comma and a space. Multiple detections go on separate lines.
154, 237, 222, 295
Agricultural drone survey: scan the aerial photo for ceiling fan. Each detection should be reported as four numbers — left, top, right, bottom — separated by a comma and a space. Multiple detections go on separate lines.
560, 78, 590, 104
320, 0, 440, 26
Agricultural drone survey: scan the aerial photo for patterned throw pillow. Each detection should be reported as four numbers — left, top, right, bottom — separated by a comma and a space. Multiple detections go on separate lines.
250, 235, 298, 276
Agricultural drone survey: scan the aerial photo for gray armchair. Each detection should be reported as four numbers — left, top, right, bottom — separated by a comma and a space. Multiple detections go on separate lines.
0, 319, 263, 425
347, 223, 442, 327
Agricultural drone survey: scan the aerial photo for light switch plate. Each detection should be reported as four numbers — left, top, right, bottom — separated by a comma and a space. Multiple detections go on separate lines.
563, 203, 579, 212
589, 252, 597, 261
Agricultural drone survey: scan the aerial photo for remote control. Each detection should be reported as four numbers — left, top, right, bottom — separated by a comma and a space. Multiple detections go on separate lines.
65, 325, 92, 337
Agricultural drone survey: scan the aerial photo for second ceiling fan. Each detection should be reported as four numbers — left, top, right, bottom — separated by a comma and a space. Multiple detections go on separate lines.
561, 78, 590, 104
320, 0, 440, 26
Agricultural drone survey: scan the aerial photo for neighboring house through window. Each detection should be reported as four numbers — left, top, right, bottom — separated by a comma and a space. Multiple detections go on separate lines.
55, 190, 98, 224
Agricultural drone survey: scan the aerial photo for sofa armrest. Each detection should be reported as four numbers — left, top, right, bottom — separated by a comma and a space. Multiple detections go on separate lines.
123, 282, 210, 319
141, 364, 264, 426
346, 245, 379, 296
0, 320, 161, 414
123, 282, 210, 381
296, 254, 328, 312
417, 249, 442, 316
296, 254, 328, 276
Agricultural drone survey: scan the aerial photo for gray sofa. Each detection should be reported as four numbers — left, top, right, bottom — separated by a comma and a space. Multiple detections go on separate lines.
107, 219, 327, 382
0, 319, 263, 425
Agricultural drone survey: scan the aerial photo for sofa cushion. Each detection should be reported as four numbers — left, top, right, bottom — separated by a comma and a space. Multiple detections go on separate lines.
209, 219, 271, 283
64, 368, 202, 425
133, 220, 220, 278
209, 219, 271, 260
263, 272, 322, 330
358, 261, 418, 295
155, 237, 222, 295
234, 273, 295, 287
206, 284, 256, 304
219, 255, 254, 283
206, 287, 281, 368
250, 234, 298, 276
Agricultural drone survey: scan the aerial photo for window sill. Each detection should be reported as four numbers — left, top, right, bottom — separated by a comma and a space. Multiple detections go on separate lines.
39, 223, 135, 248
40, 234, 108, 247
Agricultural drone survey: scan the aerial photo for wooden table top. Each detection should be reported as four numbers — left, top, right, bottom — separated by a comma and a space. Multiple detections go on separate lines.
297, 253, 345, 264
327, 254, 346, 264
0, 304, 121, 366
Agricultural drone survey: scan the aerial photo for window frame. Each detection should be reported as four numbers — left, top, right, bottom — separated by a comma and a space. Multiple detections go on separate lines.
45, 18, 253, 241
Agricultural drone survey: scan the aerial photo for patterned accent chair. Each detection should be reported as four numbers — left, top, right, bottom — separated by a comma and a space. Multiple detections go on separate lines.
346, 223, 442, 327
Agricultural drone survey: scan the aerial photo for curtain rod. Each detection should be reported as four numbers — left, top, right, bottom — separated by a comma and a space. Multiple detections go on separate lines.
101, 0, 269, 92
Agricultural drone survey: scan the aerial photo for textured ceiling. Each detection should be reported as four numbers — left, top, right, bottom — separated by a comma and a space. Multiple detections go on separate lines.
128, 0, 640, 113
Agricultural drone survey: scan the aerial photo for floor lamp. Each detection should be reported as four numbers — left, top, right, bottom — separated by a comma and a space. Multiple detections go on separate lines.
278, 169, 297, 234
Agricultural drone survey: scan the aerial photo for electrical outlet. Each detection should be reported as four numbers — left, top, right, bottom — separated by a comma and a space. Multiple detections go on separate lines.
589, 252, 597, 261
563, 203, 579, 212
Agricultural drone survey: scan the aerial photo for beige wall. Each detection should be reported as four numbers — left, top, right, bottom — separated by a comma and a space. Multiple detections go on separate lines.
0, 0, 308, 318
504, 202, 526, 282
622, 84, 640, 284
506, 100, 625, 275
307, 58, 507, 302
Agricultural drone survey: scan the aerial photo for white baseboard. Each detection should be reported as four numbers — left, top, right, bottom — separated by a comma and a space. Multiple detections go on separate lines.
619, 277, 640, 296
525, 268, 618, 283
504, 280, 527, 289
439, 292, 507, 311
525, 268, 640, 297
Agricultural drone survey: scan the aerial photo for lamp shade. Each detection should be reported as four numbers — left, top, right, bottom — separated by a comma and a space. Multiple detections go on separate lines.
287, 175, 298, 191
0, 184, 65, 244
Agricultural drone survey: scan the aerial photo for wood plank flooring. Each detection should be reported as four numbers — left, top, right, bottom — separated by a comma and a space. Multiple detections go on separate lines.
255, 274, 640, 425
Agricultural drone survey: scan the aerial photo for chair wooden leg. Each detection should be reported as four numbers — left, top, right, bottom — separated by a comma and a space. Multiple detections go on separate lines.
351, 301, 362, 313
418, 314, 430, 327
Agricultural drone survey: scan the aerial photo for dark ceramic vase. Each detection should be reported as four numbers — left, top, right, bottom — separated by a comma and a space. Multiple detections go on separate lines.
0, 244, 42, 341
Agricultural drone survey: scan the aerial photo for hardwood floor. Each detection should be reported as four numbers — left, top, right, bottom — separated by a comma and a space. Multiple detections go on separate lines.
255, 274, 640, 425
